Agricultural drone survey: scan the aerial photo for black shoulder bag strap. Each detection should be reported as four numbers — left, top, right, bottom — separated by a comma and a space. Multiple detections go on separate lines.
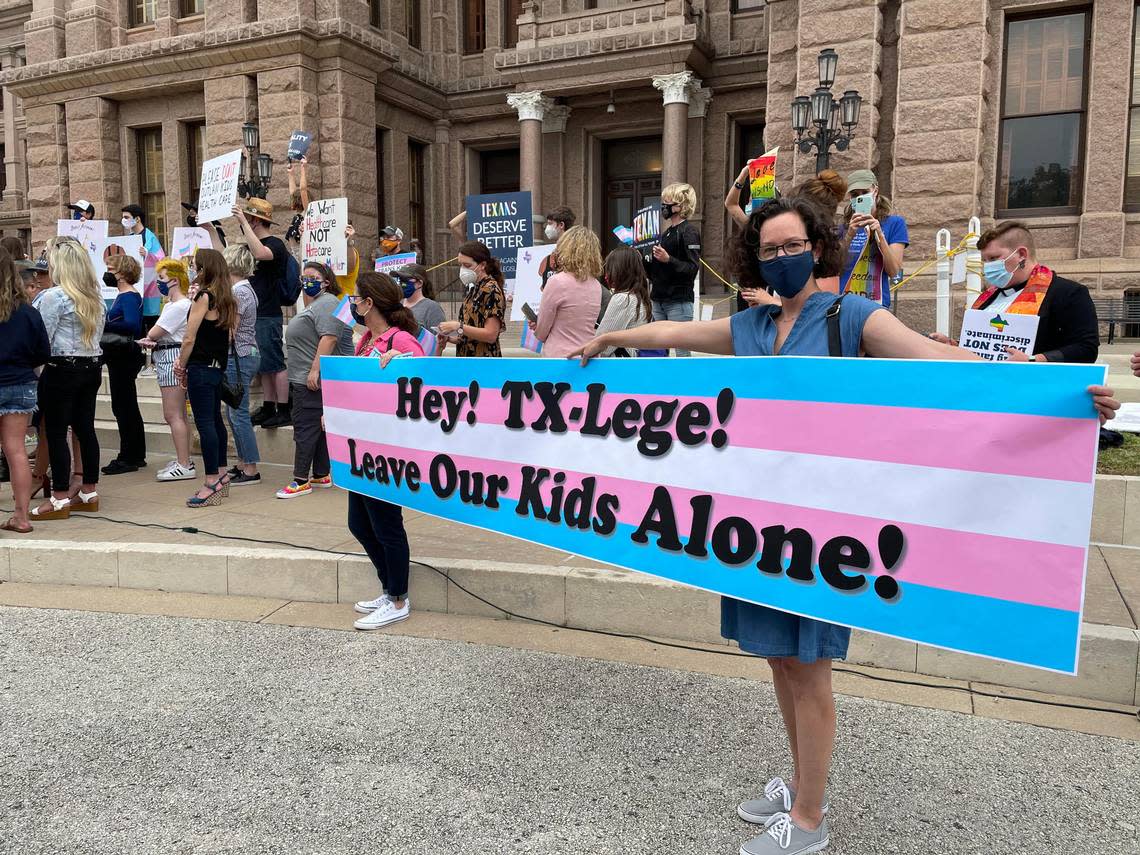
826, 295, 845, 358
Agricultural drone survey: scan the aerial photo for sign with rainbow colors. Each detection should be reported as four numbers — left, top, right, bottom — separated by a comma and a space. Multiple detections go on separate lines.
747, 147, 778, 213
959, 308, 1040, 362
321, 356, 1106, 674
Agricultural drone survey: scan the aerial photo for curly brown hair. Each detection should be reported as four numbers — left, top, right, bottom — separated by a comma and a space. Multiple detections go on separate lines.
729, 196, 845, 292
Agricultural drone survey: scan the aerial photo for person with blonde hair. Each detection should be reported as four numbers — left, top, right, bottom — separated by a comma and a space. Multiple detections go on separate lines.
138, 258, 195, 482
220, 243, 261, 485
176, 248, 238, 507
100, 254, 148, 475
31, 237, 106, 520
645, 181, 701, 356
533, 225, 603, 358
0, 245, 49, 532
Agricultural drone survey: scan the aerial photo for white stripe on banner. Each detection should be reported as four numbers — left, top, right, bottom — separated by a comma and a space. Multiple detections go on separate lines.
325, 408, 1092, 548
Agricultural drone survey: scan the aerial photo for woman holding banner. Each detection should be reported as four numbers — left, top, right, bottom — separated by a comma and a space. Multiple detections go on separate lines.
347, 272, 426, 630
438, 241, 505, 358
571, 194, 1118, 855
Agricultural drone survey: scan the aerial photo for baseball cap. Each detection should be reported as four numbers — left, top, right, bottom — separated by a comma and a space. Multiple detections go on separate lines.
381, 225, 405, 241
846, 169, 877, 193
393, 263, 428, 282
67, 199, 95, 216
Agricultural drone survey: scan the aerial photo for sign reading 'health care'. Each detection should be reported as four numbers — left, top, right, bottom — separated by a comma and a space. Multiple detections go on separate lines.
196, 149, 243, 224
302, 198, 349, 275
321, 356, 1105, 674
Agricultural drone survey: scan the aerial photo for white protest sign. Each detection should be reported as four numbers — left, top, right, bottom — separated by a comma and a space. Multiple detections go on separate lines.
959, 308, 1039, 362
57, 219, 109, 279
170, 227, 212, 261
301, 198, 348, 275
1109, 403, 1140, 433
375, 252, 418, 276
951, 252, 967, 284
97, 235, 144, 300
196, 149, 242, 224
510, 244, 557, 321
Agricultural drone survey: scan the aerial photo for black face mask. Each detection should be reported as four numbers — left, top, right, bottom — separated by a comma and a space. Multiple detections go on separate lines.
349, 302, 368, 325
185, 214, 198, 227
661, 203, 677, 219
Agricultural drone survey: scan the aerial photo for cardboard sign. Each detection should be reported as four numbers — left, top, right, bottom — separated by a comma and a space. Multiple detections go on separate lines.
301, 198, 349, 275
57, 219, 108, 279
170, 227, 212, 261
631, 205, 661, 258
98, 235, 144, 301
465, 191, 533, 285
287, 130, 313, 162
375, 252, 419, 276
322, 355, 1106, 674
196, 148, 243, 224
509, 244, 556, 322
746, 147, 778, 214
959, 308, 1040, 362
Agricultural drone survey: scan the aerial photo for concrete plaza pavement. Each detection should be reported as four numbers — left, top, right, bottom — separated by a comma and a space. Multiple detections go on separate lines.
1, 604, 1138, 855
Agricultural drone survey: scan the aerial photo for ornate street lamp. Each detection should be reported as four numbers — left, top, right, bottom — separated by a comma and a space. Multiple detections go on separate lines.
238, 123, 273, 199
790, 49, 863, 172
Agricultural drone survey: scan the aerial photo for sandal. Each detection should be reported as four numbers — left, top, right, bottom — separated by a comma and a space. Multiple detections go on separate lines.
187, 479, 228, 508
1, 518, 33, 534
30, 495, 70, 520
71, 489, 99, 513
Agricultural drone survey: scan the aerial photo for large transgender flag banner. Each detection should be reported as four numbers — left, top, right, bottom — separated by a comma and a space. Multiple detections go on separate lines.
321, 355, 1106, 674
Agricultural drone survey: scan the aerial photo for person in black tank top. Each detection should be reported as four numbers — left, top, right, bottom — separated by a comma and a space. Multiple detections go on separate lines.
177, 249, 237, 508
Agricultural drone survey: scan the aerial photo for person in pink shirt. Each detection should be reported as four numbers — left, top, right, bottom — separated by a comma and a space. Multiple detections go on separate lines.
533, 225, 603, 358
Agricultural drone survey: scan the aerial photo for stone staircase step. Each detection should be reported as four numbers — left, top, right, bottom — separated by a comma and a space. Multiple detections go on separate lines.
94, 419, 297, 467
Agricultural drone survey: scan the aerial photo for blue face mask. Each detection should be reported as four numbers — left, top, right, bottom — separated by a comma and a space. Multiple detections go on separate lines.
759, 250, 815, 299
72, 211, 84, 221
401, 280, 417, 299
156, 279, 171, 297
302, 278, 323, 297
983, 250, 1020, 290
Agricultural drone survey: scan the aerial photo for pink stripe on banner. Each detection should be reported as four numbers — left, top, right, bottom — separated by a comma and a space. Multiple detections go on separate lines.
321, 381, 1091, 484
326, 434, 1085, 613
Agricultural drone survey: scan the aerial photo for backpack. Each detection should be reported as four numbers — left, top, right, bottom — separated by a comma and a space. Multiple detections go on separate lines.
279, 250, 302, 306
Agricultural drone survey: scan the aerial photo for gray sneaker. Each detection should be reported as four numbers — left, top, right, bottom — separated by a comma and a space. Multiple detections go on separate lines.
740, 813, 829, 855
739, 778, 830, 824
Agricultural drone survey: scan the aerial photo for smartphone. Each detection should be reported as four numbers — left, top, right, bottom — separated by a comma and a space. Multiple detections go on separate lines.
852, 192, 874, 216
522, 302, 538, 324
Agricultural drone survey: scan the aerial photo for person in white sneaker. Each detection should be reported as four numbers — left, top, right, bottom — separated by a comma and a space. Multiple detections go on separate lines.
138, 259, 195, 482
347, 273, 427, 631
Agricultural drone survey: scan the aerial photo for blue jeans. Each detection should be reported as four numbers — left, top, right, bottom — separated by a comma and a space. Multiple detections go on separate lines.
651, 299, 694, 357
224, 351, 260, 465
186, 364, 228, 475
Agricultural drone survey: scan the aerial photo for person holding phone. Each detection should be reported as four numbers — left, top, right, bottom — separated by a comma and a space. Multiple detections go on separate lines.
838, 169, 907, 308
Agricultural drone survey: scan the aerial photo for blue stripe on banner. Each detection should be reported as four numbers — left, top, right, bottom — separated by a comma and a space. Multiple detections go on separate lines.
319, 355, 1106, 420
331, 461, 1081, 673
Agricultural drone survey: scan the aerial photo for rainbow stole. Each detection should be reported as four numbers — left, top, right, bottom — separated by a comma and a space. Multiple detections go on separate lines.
973, 264, 1054, 316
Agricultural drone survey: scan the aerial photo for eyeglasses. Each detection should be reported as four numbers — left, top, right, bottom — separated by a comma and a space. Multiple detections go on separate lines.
757, 238, 812, 262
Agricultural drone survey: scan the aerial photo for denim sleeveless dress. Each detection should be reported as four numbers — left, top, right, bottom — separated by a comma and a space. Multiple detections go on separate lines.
722, 292, 884, 663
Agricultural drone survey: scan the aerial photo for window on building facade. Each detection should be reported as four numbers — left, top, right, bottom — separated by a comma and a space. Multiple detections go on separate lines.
136, 127, 167, 247
130, 0, 158, 27
407, 0, 422, 48
370, 0, 381, 29
479, 149, 520, 194
1126, 4, 1140, 208
0, 144, 6, 198
504, 0, 522, 48
179, 0, 205, 16
732, 0, 764, 11
464, 0, 486, 54
997, 10, 1088, 214
376, 128, 388, 229
186, 121, 206, 203
408, 140, 427, 258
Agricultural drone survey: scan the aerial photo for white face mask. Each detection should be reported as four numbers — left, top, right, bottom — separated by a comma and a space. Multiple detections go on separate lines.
121, 217, 136, 230
544, 224, 559, 241
459, 267, 479, 287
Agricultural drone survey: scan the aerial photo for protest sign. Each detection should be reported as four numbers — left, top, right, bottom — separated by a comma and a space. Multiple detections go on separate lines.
465, 191, 533, 286
196, 148, 242, 224
510, 244, 556, 322
302, 198, 349, 275
98, 235, 144, 301
57, 219, 108, 278
287, 130, 313, 161
375, 251, 418, 276
631, 204, 660, 260
746, 147, 778, 213
170, 227, 212, 261
322, 356, 1105, 674
959, 309, 1040, 362
612, 225, 634, 246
